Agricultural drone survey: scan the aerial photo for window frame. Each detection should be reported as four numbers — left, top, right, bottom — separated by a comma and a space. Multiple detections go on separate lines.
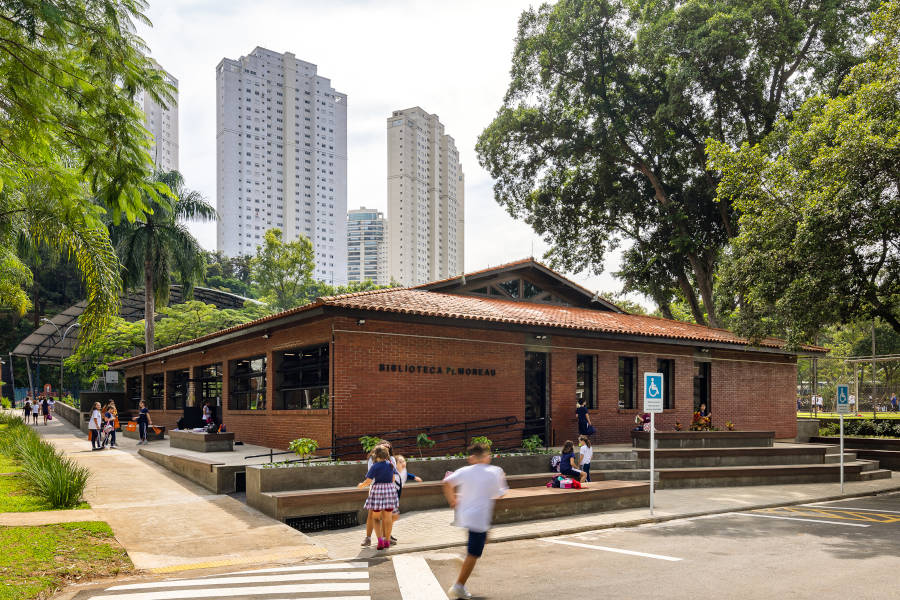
693, 360, 711, 412
126, 376, 142, 409
274, 344, 330, 410
618, 356, 637, 410
166, 368, 190, 411
576, 354, 596, 410
229, 356, 267, 411
145, 373, 164, 410
196, 363, 223, 407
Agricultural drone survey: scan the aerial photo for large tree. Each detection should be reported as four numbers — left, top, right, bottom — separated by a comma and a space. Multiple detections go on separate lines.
111, 170, 216, 352
708, 0, 900, 345
0, 0, 173, 341
477, 0, 877, 326
249, 228, 315, 312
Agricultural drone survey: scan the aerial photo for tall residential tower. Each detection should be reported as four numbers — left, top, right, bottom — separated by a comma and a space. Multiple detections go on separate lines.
216, 47, 348, 284
386, 107, 464, 286
138, 59, 179, 172
346, 207, 388, 285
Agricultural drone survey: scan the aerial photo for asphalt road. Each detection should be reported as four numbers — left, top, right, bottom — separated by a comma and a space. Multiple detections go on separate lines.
68, 492, 900, 600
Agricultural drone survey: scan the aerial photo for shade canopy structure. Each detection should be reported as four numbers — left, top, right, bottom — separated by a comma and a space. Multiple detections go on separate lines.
12, 286, 255, 361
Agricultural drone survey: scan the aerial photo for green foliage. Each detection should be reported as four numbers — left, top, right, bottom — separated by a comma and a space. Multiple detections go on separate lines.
0, 0, 175, 342
288, 438, 319, 459
477, 0, 877, 326
110, 170, 216, 352
0, 417, 89, 509
470, 436, 493, 448
708, 0, 900, 344
250, 228, 315, 312
1, 397, 10, 409
415, 432, 436, 458
521, 434, 543, 453
65, 301, 269, 383
203, 251, 255, 298
359, 436, 385, 454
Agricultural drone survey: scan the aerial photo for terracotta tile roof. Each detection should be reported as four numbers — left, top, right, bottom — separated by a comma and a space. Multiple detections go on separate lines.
109, 285, 824, 368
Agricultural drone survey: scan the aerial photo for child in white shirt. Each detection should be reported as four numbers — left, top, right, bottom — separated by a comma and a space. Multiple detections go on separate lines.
578, 435, 593, 482
442, 442, 508, 599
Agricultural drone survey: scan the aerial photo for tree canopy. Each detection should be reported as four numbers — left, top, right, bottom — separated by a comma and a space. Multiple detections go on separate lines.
0, 0, 173, 342
249, 228, 316, 312
477, 0, 878, 327
708, 0, 900, 344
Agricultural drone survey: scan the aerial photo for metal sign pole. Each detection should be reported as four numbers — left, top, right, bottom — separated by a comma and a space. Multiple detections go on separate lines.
650, 412, 655, 515
840, 414, 844, 494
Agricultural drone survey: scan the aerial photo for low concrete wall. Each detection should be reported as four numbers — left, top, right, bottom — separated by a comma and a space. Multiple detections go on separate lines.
635, 447, 826, 469
632, 430, 775, 449
246, 453, 553, 517
169, 430, 235, 452
810, 436, 900, 470
796, 419, 820, 442
138, 448, 244, 494
53, 401, 85, 432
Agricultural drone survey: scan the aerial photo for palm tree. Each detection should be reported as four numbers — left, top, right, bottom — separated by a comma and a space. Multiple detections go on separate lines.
110, 171, 216, 352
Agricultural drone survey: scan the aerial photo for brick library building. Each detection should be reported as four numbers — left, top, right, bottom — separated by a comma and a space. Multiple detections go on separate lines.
110, 259, 817, 450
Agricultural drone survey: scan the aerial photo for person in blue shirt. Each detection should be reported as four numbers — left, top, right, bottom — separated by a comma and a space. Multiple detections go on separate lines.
559, 439, 587, 483
358, 445, 399, 550
136, 400, 153, 445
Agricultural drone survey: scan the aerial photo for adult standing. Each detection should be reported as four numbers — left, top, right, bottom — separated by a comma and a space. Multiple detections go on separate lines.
575, 399, 594, 436
136, 400, 152, 445
88, 402, 103, 451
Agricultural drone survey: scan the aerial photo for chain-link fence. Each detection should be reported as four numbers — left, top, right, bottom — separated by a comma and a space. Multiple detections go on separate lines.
798, 355, 900, 415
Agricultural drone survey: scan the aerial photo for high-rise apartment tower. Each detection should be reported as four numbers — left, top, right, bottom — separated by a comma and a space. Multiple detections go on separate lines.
216, 47, 348, 284
387, 107, 464, 286
347, 207, 388, 285
137, 59, 179, 172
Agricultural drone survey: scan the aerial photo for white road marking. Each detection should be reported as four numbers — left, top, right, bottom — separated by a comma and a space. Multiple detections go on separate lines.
392, 555, 448, 599
223, 561, 369, 575
107, 571, 368, 591
88, 582, 369, 600
542, 538, 682, 561
802, 504, 900, 514
732, 512, 870, 527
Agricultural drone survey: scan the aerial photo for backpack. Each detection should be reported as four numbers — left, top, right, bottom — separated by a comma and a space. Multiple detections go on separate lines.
549, 455, 561, 473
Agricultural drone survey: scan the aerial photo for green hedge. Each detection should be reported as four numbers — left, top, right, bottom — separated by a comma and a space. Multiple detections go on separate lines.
0, 413, 90, 508
818, 419, 900, 438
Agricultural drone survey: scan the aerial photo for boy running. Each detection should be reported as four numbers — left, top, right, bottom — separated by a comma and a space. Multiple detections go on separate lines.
442, 442, 508, 599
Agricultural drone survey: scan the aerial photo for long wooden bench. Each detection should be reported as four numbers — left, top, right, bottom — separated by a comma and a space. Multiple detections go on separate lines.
655, 462, 890, 488
634, 446, 828, 468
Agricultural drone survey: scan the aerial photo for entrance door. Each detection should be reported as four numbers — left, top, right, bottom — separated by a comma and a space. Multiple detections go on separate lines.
524, 352, 548, 441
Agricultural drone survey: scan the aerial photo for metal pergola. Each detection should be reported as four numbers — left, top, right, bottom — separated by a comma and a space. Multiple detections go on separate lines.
9, 286, 255, 401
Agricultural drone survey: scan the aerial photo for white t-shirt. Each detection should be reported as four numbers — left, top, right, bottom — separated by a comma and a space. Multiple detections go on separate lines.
579, 444, 593, 466
88, 409, 102, 430
444, 463, 508, 533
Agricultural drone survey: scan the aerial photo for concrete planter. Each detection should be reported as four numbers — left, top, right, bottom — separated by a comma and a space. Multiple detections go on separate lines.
246, 452, 552, 517
796, 419, 820, 442
631, 430, 775, 449
169, 430, 234, 452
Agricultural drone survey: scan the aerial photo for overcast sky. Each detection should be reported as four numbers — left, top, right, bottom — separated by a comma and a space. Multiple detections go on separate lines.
137, 0, 642, 304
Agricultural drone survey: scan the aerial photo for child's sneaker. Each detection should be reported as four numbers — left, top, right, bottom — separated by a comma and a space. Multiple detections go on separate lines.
376, 538, 387, 550
447, 583, 472, 599
360, 536, 371, 547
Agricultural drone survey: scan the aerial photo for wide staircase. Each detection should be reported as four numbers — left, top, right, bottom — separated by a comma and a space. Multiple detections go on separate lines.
584, 431, 892, 488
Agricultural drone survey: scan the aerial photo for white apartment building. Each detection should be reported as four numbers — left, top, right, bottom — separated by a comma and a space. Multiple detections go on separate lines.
387, 107, 464, 286
347, 207, 388, 285
216, 47, 348, 285
137, 59, 179, 172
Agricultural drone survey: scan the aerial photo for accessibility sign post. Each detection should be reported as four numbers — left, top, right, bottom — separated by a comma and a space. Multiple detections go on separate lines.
836, 384, 850, 493
644, 372, 664, 515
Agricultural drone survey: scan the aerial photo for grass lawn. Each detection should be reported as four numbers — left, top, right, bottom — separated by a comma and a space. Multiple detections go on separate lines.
0, 475, 54, 513
797, 412, 900, 420
0, 521, 132, 600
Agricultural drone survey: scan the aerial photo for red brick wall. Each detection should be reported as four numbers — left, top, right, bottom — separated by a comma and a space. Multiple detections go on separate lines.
121, 315, 798, 450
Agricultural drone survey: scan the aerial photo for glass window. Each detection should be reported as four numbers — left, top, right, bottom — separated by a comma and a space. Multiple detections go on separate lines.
618, 357, 636, 409
146, 374, 164, 410
693, 361, 711, 411
167, 369, 190, 410
576, 355, 596, 409
275, 344, 329, 409
230, 356, 267, 411
471, 287, 488, 294
498, 279, 520, 298
126, 376, 142, 408
523, 281, 544, 298
197, 364, 222, 407
657, 359, 675, 410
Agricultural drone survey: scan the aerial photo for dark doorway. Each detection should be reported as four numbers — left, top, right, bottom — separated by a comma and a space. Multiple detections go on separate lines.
693, 361, 711, 411
524, 351, 548, 441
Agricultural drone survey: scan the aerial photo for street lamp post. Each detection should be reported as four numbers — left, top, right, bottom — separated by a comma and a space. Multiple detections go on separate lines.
40, 319, 80, 399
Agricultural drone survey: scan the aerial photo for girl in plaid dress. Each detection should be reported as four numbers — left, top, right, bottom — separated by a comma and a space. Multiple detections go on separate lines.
358, 445, 399, 550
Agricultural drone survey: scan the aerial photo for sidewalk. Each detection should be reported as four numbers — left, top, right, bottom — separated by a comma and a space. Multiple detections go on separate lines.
22, 412, 326, 573
310, 476, 900, 559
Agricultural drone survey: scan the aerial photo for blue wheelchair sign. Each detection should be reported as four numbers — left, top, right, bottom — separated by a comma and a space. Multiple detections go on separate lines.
644, 372, 664, 413
836, 384, 850, 414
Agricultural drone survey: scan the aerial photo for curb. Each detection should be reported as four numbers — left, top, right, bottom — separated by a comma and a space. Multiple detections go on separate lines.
372, 483, 900, 557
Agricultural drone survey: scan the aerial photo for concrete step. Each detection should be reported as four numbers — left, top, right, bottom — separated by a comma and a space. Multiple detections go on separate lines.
591, 451, 636, 461
635, 446, 828, 469
859, 469, 893, 481
824, 452, 858, 463
859, 460, 880, 472
589, 460, 637, 470
595, 469, 656, 482
653, 461, 875, 489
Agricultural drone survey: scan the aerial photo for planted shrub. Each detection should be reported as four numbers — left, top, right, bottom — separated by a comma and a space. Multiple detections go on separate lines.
470, 436, 493, 448
288, 438, 319, 459
521, 434, 542, 453
359, 436, 385, 454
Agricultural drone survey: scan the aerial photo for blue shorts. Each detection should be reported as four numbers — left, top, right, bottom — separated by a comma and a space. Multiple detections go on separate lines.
467, 530, 487, 558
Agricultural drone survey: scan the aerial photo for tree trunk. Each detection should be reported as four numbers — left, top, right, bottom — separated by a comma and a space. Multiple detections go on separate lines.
687, 255, 719, 328
144, 259, 155, 353
677, 272, 707, 326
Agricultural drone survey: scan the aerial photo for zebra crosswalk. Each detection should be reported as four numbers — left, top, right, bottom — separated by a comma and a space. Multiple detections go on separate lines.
82, 561, 373, 600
